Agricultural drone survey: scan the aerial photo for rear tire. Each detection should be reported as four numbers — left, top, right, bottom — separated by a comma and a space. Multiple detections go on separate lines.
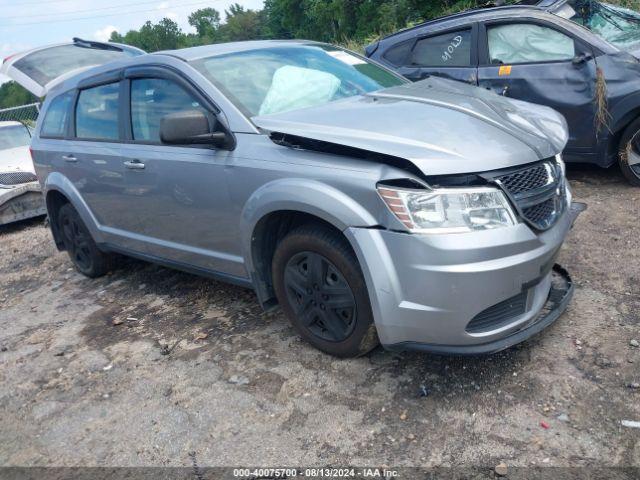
57, 203, 112, 278
272, 224, 379, 358
618, 118, 640, 187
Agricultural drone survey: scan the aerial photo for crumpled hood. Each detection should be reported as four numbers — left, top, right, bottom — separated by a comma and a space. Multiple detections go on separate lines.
629, 46, 640, 59
252, 77, 568, 176
0, 146, 35, 174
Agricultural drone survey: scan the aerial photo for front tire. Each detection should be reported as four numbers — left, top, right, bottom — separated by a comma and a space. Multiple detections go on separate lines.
57, 203, 112, 278
618, 118, 640, 187
272, 224, 379, 358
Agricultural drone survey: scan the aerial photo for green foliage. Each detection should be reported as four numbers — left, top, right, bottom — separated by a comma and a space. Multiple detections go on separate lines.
108, 3, 269, 52
263, 0, 508, 44
110, 17, 184, 52
189, 8, 221, 39
104, 0, 513, 53
0, 81, 36, 109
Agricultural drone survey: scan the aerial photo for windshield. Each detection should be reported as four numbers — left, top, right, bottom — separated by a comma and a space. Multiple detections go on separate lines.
0, 125, 31, 150
191, 45, 407, 117
568, 1, 640, 51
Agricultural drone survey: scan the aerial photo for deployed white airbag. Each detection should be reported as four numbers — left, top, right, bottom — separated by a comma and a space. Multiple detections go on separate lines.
259, 65, 341, 116
488, 24, 575, 64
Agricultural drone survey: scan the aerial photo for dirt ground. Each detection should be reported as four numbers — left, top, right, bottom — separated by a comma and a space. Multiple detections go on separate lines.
0, 165, 638, 472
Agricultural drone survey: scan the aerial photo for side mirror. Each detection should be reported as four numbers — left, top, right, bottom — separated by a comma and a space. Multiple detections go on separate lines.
572, 53, 593, 66
160, 110, 232, 149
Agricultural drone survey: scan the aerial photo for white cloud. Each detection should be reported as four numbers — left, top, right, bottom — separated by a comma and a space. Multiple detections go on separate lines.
0, 1, 265, 51
1, 42, 33, 57
94, 25, 119, 42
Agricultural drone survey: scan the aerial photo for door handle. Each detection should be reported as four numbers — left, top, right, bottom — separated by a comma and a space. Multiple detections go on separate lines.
62, 155, 77, 163
124, 159, 145, 170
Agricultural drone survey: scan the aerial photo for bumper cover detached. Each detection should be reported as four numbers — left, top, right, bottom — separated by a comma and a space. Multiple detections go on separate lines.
345, 201, 585, 356
0, 182, 46, 226
387, 265, 573, 355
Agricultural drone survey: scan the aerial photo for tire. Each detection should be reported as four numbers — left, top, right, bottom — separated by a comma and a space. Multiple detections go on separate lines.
272, 223, 379, 358
57, 203, 112, 278
618, 118, 640, 187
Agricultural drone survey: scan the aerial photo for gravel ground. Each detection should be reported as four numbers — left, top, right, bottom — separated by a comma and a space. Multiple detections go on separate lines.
0, 165, 638, 472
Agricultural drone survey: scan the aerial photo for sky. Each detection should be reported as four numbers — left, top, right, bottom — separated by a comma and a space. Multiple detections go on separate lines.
0, 0, 264, 85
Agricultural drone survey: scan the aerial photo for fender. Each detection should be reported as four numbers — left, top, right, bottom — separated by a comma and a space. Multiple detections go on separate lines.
44, 172, 106, 244
609, 91, 640, 134
239, 178, 379, 284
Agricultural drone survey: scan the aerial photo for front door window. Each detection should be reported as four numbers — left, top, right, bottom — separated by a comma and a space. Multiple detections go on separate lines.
130, 78, 205, 143
487, 23, 576, 64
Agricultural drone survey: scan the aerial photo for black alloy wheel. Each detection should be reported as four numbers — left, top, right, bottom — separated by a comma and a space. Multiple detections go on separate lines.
619, 118, 640, 187
272, 224, 379, 358
57, 203, 112, 277
284, 251, 357, 343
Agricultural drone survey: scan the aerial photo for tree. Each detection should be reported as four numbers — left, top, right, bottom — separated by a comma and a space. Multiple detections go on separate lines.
188, 8, 221, 39
218, 5, 266, 42
0, 81, 37, 109
105, 1, 507, 52
110, 18, 186, 52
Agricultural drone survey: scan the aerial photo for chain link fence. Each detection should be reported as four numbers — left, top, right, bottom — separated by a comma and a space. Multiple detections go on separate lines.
0, 103, 40, 129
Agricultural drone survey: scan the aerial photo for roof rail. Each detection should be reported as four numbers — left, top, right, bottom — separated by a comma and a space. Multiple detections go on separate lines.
379, 2, 544, 41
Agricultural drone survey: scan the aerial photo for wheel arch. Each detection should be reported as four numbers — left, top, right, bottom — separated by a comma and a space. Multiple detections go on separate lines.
607, 95, 640, 160
240, 179, 379, 309
45, 189, 70, 250
43, 172, 105, 249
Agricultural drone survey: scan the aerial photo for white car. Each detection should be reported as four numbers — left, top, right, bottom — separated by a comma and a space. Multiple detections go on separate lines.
0, 121, 46, 225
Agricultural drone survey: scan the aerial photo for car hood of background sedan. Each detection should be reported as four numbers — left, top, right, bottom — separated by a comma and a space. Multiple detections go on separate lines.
252, 77, 569, 176
0, 146, 35, 174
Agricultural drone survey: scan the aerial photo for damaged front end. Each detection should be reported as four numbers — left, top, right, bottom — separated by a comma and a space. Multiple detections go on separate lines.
0, 173, 46, 226
554, 0, 640, 54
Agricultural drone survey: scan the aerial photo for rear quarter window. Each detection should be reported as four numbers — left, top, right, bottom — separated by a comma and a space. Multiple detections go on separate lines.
41, 91, 74, 138
382, 40, 414, 66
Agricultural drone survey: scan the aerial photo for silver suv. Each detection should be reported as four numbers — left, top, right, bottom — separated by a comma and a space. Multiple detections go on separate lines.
2, 39, 584, 357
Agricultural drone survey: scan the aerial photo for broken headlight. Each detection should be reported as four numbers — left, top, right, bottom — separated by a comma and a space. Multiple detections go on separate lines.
378, 186, 517, 234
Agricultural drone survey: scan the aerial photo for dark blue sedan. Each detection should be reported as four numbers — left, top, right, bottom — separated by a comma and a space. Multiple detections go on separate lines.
366, 2, 640, 186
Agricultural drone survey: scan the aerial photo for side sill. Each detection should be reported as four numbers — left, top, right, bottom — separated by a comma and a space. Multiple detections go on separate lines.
100, 242, 255, 290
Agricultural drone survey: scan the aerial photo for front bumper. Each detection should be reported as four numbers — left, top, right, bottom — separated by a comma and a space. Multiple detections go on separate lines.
0, 181, 46, 226
388, 265, 573, 355
345, 202, 585, 354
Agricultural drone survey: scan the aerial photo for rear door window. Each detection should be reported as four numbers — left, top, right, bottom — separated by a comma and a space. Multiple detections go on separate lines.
410, 29, 472, 67
130, 78, 204, 143
41, 91, 74, 138
75, 83, 120, 141
487, 23, 576, 64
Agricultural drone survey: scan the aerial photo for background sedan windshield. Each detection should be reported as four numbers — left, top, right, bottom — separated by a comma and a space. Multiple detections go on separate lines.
191, 45, 406, 117
0, 125, 31, 150
569, 1, 640, 51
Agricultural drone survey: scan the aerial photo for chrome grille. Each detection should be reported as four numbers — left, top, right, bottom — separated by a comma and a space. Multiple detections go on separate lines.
493, 160, 565, 231
522, 198, 556, 229
0, 171, 37, 186
498, 163, 550, 195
